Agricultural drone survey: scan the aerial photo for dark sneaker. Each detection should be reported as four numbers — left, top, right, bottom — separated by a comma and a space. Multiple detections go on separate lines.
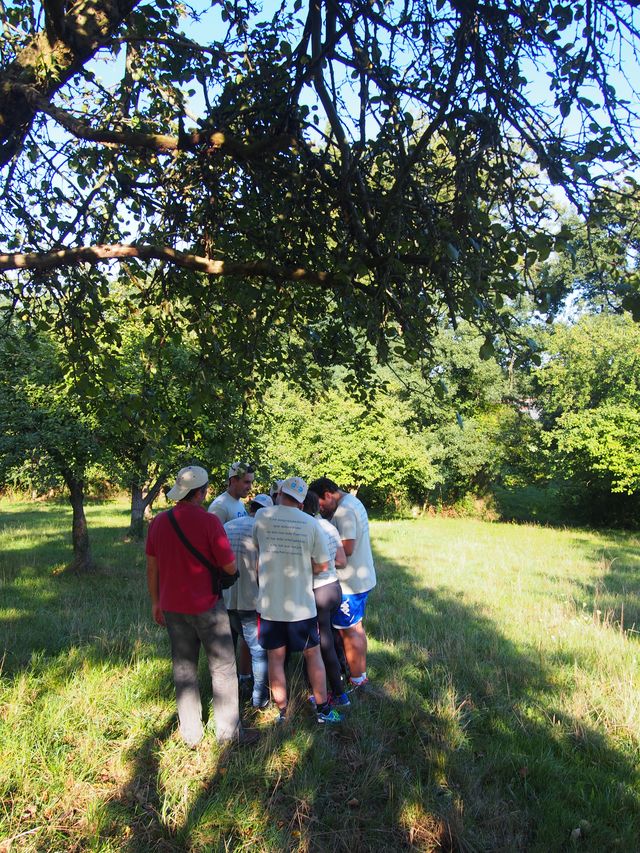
239, 677, 254, 703
308, 694, 317, 709
348, 677, 369, 693
329, 691, 351, 708
237, 728, 260, 746
276, 707, 287, 724
316, 707, 342, 725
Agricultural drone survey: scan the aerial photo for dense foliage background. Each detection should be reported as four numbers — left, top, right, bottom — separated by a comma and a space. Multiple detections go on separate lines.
3, 304, 640, 531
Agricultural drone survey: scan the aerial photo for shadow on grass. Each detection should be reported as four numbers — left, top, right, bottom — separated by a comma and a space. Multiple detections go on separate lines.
0, 502, 151, 671
565, 532, 640, 633
1, 505, 639, 851
104, 553, 640, 852
364, 550, 639, 852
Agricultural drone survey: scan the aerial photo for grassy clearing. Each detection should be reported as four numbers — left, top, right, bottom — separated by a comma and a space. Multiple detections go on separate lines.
0, 500, 638, 852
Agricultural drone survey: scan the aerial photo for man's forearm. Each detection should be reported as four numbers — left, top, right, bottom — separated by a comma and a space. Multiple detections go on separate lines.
342, 539, 355, 557
146, 556, 159, 604
146, 555, 164, 625
220, 559, 237, 575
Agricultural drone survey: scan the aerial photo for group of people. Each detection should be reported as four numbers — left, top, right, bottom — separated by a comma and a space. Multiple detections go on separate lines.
146, 462, 376, 747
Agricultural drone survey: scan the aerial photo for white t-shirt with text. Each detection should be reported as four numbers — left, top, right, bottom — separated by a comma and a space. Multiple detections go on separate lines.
208, 491, 247, 524
313, 517, 341, 590
253, 505, 329, 621
331, 492, 376, 595
223, 514, 258, 611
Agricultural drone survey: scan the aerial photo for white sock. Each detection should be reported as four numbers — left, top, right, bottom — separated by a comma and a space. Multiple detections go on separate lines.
351, 672, 367, 684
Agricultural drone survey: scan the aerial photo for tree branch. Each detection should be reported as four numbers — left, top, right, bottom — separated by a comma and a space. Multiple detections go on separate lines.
0, 243, 337, 287
7, 85, 297, 158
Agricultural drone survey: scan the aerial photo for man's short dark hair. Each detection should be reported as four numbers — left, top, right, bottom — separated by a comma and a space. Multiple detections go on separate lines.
308, 477, 340, 497
303, 490, 320, 516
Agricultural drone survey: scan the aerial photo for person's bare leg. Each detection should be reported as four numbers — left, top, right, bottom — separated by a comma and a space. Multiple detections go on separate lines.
340, 621, 367, 680
303, 645, 328, 706
267, 646, 287, 710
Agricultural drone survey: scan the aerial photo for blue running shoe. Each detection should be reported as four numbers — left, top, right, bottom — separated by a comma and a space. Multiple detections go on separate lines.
328, 691, 351, 708
316, 707, 342, 724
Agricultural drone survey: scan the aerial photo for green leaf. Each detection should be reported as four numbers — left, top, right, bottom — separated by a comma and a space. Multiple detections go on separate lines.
479, 340, 494, 361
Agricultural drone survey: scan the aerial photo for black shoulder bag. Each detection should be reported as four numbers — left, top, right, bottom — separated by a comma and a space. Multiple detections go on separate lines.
167, 509, 239, 595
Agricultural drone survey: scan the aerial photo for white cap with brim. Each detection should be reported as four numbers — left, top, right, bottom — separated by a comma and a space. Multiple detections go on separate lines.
228, 461, 252, 479
280, 477, 308, 503
251, 493, 273, 508
270, 479, 284, 497
167, 466, 209, 501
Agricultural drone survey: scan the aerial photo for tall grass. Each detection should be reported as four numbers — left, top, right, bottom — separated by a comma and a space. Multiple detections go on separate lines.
1, 501, 638, 851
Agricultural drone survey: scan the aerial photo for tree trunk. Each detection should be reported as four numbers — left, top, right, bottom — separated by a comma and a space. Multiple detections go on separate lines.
66, 476, 93, 571
127, 476, 166, 539
128, 483, 146, 540
0, 0, 141, 166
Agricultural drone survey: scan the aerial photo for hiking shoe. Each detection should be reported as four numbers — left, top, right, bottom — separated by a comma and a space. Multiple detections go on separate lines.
276, 707, 287, 725
348, 677, 369, 693
238, 677, 254, 702
308, 694, 317, 709
328, 691, 351, 708
316, 707, 342, 725
236, 728, 260, 747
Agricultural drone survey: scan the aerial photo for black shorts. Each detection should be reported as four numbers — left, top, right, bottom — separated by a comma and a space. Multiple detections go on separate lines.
258, 615, 320, 651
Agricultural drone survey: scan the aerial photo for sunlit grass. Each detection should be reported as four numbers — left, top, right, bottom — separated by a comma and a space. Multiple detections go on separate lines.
0, 499, 638, 851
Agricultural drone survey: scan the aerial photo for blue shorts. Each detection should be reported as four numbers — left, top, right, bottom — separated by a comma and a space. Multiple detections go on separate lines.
258, 615, 320, 651
332, 590, 370, 629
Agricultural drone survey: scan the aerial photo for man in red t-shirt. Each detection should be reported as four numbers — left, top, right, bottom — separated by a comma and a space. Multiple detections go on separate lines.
146, 465, 256, 747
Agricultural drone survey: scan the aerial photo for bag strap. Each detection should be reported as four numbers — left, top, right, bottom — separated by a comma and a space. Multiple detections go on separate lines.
167, 508, 221, 593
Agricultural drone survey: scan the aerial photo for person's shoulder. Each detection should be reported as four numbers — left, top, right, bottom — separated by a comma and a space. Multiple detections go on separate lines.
253, 505, 272, 524
259, 505, 280, 518
147, 509, 166, 532
320, 517, 340, 536
343, 492, 366, 513
203, 506, 226, 530
335, 495, 356, 515
225, 514, 254, 531
302, 513, 323, 533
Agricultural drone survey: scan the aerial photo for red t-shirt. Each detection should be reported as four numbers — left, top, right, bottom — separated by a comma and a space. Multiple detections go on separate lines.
145, 502, 235, 614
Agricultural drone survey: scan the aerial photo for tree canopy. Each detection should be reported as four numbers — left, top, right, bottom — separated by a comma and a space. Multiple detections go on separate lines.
2, 0, 640, 379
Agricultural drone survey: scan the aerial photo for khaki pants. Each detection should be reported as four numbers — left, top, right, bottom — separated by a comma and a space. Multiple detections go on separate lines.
164, 599, 240, 745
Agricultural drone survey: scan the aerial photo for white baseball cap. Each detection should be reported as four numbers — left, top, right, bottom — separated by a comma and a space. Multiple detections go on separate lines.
280, 476, 308, 502
228, 461, 254, 479
167, 466, 208, 501
251, 493, 273, 508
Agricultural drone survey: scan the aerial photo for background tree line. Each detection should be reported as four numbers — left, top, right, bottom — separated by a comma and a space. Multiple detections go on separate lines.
2, 271, 639, 574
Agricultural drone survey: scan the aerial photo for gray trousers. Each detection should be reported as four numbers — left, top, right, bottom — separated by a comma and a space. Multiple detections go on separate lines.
164, 599, 240, 745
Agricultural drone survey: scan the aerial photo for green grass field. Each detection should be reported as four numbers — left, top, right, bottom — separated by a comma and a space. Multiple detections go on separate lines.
1, 500, 638, 852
